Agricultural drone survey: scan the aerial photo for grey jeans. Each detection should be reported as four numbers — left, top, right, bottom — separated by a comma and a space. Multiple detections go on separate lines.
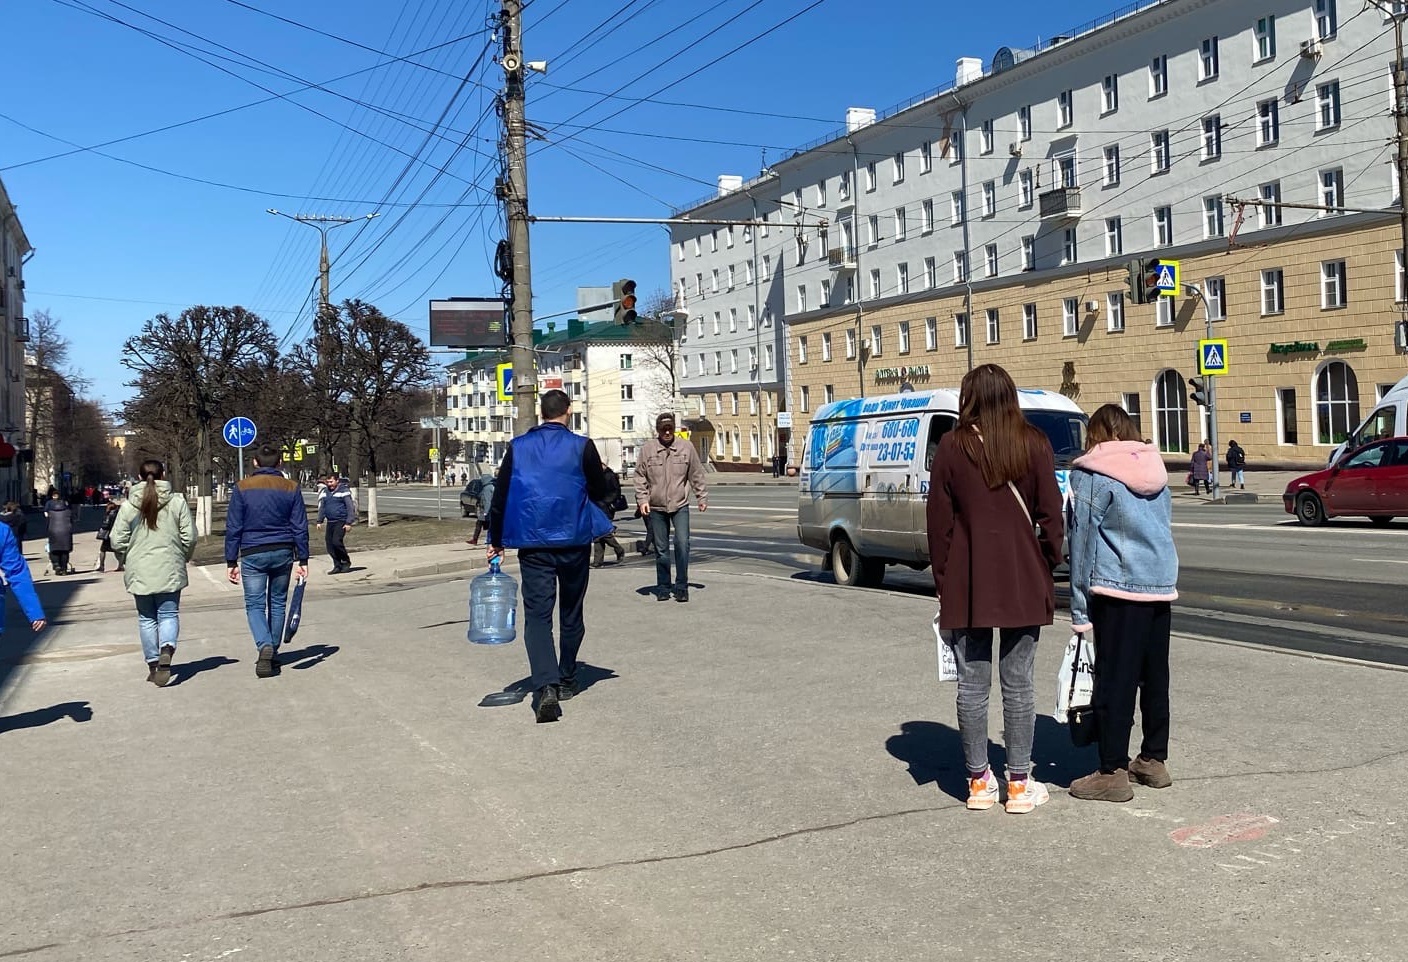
952, 626, 1041, 777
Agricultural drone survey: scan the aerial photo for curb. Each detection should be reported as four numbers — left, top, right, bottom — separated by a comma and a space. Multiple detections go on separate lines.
392, 560, 478, 580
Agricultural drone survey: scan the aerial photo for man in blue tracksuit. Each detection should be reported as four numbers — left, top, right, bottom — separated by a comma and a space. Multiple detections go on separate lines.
316, 472, 358, 574
225, 443, 309, 679
487, 389, 613, 723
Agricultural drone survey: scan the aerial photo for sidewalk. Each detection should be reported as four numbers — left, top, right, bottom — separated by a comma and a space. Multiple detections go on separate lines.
2, 552, 1403, 959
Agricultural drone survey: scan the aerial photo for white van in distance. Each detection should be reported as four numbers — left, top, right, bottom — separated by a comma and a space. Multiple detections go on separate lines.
798, 388, 1087, 587
1330, 372, 1408, 463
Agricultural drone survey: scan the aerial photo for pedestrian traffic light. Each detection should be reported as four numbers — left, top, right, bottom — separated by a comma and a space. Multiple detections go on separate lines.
613, 278, 637, 325
1188, 376, 1209, 408
1143, 259, 1165, 304
1126, 259, 1148, 304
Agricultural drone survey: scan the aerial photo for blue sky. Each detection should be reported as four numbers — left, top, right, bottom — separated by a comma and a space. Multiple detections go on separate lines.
3, 0, 1133, 409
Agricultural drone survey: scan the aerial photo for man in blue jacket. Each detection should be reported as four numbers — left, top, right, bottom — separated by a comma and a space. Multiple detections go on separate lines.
0, 522, 46, 639
225, 443, 309, 679
316, 471, 358, 574
487, 389, 612, 723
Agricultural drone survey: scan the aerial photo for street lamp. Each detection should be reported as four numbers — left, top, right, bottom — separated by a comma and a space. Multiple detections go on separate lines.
266, 209, 379, 313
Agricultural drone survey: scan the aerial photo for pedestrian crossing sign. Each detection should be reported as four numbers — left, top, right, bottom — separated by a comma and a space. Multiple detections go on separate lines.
496, 362, 513, 402
1155, 259, 1180, 297
1198, 338, 1229, 376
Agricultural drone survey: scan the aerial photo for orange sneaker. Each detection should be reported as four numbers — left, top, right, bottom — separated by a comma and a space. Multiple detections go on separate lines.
1004, 778, 1050, 814
966, 769, 1000, 810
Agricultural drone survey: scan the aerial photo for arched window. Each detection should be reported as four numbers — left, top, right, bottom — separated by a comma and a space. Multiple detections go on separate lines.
1153, 369, 1189, 453
1314, 360, 1361, 445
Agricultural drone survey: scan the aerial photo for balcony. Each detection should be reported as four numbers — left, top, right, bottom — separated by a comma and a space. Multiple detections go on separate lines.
827, 247, 858, 272
1039, 186, 1083, 221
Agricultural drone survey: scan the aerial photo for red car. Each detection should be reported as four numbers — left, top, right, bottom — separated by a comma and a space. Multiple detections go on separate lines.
1283, 436, 1408, 526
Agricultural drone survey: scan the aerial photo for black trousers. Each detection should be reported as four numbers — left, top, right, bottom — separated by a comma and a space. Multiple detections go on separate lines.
518, 546, 591, 691
1090, 595, 1172, 774
325, 523, 351, 569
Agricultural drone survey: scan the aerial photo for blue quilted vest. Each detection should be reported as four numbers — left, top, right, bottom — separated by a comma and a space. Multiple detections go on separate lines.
501, 423, 614, 548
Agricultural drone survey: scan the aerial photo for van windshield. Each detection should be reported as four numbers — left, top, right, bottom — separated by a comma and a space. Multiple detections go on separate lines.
1025, 410, 1088, 467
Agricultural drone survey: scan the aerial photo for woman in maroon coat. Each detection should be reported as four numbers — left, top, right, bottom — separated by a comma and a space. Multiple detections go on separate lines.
927, 364, 1065, 815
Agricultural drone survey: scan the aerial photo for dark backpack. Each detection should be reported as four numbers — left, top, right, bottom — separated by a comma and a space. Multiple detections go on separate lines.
467, 477, 485, 499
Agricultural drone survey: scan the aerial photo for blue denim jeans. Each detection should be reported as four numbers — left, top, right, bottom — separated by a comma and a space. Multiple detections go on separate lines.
240, 548, 294, 651
647, 506, 691, 593
133, 591, 181, 663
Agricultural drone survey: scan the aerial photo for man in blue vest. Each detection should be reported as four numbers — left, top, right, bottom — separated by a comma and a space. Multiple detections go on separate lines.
486, 389, 613, 723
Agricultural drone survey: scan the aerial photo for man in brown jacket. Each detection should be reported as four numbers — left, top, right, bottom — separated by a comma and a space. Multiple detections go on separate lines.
633, 413, 708, 602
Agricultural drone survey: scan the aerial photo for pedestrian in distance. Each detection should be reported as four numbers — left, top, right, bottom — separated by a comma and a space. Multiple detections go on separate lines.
316, 471, 357, 574
96, 499, 123, 573
225, 443, 310, 679
633, 413, 708, 602
1226, 439, 1247, 490
590, 466, 628, 568
927, 363, 1064, 815
43, 487, 74, 575
109, 460, 197, 687
1066, 405, 1179, 802
486, 389, 613, 723
1189, 442, 1211, 495
466, 473, 495, 545
0, 500, 26, 553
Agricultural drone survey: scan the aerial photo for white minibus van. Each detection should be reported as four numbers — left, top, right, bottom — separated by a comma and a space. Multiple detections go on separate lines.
1330, 373, 1408, 463
797, 388, 1087, 587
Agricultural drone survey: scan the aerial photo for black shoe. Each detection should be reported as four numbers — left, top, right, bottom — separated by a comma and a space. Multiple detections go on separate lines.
615, 550, 625, 562
589, 561, 603, 569
154, 645, 175, 687
256, 646, 275, 678
674, 589, 689, 603
656, 588, 671, 601
147, 661, 158, 685
533, 684, 561, 723
558, 676, 578, 701
327, 567, 340, 575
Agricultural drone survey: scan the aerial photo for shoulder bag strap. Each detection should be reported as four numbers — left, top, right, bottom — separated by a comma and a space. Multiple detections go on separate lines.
1006, 479, 1037, 537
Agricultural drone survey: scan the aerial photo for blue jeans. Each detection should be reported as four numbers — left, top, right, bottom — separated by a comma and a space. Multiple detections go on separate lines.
647, 506, 691, 593
240, 548, 294, 651
134, 591, 181, 663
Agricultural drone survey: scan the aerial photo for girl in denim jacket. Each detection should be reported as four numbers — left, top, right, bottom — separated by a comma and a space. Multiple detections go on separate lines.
1066, 404, 1179, 803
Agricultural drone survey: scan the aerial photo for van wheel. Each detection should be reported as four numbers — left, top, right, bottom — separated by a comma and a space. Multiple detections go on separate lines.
831, 537, 883, 587
1371, 515, 1393, 527
461, 505, 472, 518
1296, 492, 1326, 526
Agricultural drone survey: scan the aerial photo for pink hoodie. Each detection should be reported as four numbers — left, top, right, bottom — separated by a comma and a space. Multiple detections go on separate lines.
1071, 440, 1168, 494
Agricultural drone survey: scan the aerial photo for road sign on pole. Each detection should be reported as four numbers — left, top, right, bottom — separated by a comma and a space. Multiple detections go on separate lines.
1198, 338, 1229, 375
1154, 259, 1180, 296
223, 416, 257, 482
496, 363, 514, 403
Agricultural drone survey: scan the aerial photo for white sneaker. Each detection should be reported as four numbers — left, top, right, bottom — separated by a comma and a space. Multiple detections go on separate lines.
966, 768, 1000, 810
1004, 777, 1050, 814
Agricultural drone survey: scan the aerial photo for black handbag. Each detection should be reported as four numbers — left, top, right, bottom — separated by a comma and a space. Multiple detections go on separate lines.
1068, 704, 1098, 747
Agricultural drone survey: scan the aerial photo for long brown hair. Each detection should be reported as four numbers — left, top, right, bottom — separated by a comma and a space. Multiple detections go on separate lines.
953, 363, 1044, 488
1085, 404, 1142, 449
138, 460, 165, 530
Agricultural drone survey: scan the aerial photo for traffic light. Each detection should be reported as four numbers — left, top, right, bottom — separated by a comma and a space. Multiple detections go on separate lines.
1126, 259, 1148, 304
613, 278, 638, 325
1188, 376, 1209, 408
1143, 258, 1165, 304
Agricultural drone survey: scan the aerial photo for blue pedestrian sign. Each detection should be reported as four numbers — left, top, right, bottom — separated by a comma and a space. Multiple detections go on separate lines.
223, 416, 257, 449
1198, 338, 1229, 376
1154, 259, 1181, 296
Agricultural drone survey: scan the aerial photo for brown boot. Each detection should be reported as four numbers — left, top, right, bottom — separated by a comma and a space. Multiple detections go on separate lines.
1128, 755, 1173, 788
1069, 769, 1135, 802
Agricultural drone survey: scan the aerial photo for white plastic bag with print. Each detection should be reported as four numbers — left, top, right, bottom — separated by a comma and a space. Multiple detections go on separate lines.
932, 604, 958, 683
1054, 631, 1095, 721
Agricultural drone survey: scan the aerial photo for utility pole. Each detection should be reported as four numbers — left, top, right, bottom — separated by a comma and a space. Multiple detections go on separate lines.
501, 0, 536, 437
1392, 8, 1408, 347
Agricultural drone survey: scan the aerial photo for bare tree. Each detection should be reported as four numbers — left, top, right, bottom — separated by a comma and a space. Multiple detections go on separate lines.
632, 287, 682, 418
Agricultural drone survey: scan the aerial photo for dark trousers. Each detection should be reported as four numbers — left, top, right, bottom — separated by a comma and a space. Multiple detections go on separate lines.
647, 506, 690, 592
518, 545, 591, 691
325, 523, 351, 569
592, 531, 623, 565
1090, 596, 1172, 774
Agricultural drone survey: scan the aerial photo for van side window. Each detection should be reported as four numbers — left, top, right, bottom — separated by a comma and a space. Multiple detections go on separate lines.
925, 415, 957, 471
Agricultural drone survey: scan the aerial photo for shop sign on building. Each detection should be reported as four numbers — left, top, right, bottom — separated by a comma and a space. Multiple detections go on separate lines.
874, 364, 932, 384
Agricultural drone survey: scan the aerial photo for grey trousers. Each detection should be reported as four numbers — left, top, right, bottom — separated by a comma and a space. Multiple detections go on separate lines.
951, 626, 1041, 778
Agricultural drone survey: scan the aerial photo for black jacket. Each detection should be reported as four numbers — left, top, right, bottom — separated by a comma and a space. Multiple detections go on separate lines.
1227, 443, 1247, 470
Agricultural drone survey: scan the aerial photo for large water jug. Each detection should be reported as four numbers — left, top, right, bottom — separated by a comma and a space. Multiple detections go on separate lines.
468, 557, 517, 645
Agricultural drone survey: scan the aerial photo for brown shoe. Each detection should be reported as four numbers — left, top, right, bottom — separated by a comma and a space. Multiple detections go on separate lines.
154, 645, 175, 687
1128, 755, 1172, 788
1069, 769, 1135, 803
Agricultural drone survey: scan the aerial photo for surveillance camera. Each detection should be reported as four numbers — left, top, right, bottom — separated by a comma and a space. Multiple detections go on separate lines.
1182, 283, 1202, 297
526, 60, 548, 74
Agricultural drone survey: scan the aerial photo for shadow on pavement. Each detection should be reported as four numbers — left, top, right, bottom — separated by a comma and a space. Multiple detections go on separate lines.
479, 662, 618, 707
886, 717, 1094, 803
0, 700, 93, 734
168, 656, 240, 686
280, 644, 339, 670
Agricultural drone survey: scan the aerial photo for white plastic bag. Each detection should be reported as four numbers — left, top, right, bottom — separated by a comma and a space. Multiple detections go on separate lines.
1054, 631, 1095, 721
932, 607, 958, 683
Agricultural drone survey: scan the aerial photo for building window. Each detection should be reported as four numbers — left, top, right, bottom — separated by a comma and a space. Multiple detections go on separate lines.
693, 237, 701, 256
819, 278, 831, 307
711, 269, 719, 292
796, 285, 807, 313
838, 170, 851, 201
1062, 298, 1079, 337
1102, 74, 1119, 113
1254, 15, 1276, 61
764, 344, 774, 370
728, 308, 738, 332
800, 386, 810, 412
980, 119, 994, 154
865, 161, 877, 192
746, 304, 756, 329
870, 325, 883, 357
1023, 303, 1038, 341
762, 254, 771, 280
1399, 250, 1406, 303
1154, 206, 1173, 247
985, 244, 999, 278
1106, 217, 1123, 256
713, 352, 723, 374
1200, 36, 1219, 80
727, 266, 736, 290
893, 152, 905, 184
1059, 154, 1077, 188
710, 231, 718, 252
1154, 370, 1189, 453
867, 214, 880, 247
748, 346, 757, 374
1122, 392, 1142, 434
868, 268, 881, 300
1203, 197, 1225, 238
1277, 387, 1299, 444
1257, 98, 1279, 145
1058, 89, 1073, 128
1062, 228, 1078, 264
846, 329, 858, 359
619, 353, 633, 370
1205, 276, 1226, 320
1019, 169, 1034, 208
954, 251, 969, 284
955, 313, 969, 348
1149, 55, 1167, 97
1156, 297, 1175, 328
1202, 115, 1222, 159
1103, 145, 1121, 186
795, 235, 807, 265
897, 262, 910, 294
676, 242, 684, 261
621, 415, 635, 432
1315, 361, 1361, 445
950, 132, 963, 162
919, 140, 933, 173
1259, 181, 1283, 227
1317, 80, 1341, 130
816, 181, 827, 207
730, 392, 739, 415
982, 182, 996, 218
821, 332, 832, 361
1151, 130, 1171, 173
894, 206, 907, 241
951, 191, 965, 224
726, 225, 736, 248
1018, 104, 1032, 140
1022, 235, 1035, 271
1320, 168, 1344, 214
621, 383, 634, 401
925, 316, 938, 351
921, 199, 934, 233
824, 385, 835, 405
1262, 268, 1285, 315
924, 256, 937, 289
1316, 0, 1337, 40
1107, 292, 1125, 332
798, 336, 808, 364
898, 320, 911, 354
729, 350, 738, 374
714, 395, 722, 415
985, 309, 1000, 345
1322, 260, 1347, 309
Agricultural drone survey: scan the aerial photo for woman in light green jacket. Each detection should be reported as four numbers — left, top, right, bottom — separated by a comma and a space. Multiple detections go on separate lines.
110, 460, 196, 687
